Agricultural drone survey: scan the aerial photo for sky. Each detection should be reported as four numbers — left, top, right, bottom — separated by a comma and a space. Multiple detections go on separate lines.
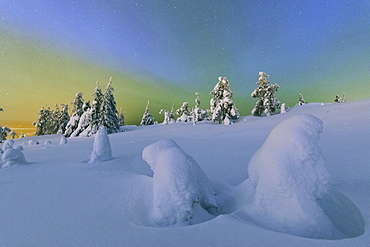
0, 0, 369, 126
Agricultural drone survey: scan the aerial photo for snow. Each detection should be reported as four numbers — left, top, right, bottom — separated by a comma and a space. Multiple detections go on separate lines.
0, 99, 369, 246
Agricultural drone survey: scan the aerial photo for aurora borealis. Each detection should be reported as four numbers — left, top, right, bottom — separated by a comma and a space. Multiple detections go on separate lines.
1, 0, 369, 127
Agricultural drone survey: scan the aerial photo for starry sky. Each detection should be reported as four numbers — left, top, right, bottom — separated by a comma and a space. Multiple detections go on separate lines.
1, 0, 369, 126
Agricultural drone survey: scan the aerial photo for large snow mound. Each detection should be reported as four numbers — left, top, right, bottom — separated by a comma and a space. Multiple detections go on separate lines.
142, 139, 219, 226
242, 114, 364, 239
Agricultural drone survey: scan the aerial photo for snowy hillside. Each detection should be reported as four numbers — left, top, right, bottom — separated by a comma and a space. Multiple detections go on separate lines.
0, 100, 369, 246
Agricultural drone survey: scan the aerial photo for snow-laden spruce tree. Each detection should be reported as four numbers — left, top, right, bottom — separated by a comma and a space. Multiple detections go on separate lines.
0, 126, 11, 142
57, 104, 70, 134
142, 139, 219, 226
140, 101, 155, 126
251, 72, 280, 116
209, 77, 239, 124
71, 101, 91, 137
298, 93, 307, 105
100, 77, 120, 134
33, 105, 52, 136
117, 107, 125, 127
64, 92, 84, 137
176, 102, 191, 122
89, 81, 104, 136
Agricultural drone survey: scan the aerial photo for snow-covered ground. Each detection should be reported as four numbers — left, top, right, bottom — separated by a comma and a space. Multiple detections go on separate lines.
0, 99, 369, 246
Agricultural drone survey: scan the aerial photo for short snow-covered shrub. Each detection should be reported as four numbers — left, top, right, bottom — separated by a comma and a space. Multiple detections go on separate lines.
1, 148, 27, 168
59, 135, 67, 145
88, 127, 113, 163
2, 139, 14, 151
142, 139, 219, 226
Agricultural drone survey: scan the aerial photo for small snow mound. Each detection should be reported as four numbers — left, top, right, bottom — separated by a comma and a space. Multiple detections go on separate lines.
2, 139, 14, 151
14, 145, 23, 151
59, 135, 67, 145
88, 127, 113, 163
28, 140, 39, 145
44, 140, 52, 145
1, 148, 27, 168
142, 139, 219, 226
246, 114, 333, 239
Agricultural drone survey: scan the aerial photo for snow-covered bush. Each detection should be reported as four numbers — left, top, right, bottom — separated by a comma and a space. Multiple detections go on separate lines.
88, 127, 113, 163
175, 102, 191, 122
1, 147, 27, 168
2, 139, 14, 151
159, 105, 176, 124
142, 139, 219, 226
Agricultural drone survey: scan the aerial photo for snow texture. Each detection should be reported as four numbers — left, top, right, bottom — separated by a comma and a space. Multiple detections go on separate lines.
88, 127, 113, 163
142, 139, 219, 226
245, 114, 362, 239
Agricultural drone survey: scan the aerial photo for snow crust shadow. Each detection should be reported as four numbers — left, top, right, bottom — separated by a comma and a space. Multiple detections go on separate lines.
140, 115, 365, 240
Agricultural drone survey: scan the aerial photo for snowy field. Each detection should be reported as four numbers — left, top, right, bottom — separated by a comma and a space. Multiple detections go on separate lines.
0, 99, 369, 246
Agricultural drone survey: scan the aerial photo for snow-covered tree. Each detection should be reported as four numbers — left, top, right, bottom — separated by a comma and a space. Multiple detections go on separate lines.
209, 77, 239, 124
193, 92, 207, 121
251, 72, 280, 116
100, 77, 120, 134
117, 107, 125, 127
298, 93, 307, 105
140, 101, 155, 126
0, 126, 11, 142
335, 94, 347, 103
57, 104, 70, 134
159, 104, 176, 124
9, 131, 17, 139
176, 102, 191, 122
71, 100, 91, 137
89, 81, 104, 136
64, 92, 84, 137
33, 105, 52, 136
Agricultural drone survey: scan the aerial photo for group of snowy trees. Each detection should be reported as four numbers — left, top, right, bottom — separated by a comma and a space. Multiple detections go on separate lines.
34, 78, 124, 137
33, 104, 69, 136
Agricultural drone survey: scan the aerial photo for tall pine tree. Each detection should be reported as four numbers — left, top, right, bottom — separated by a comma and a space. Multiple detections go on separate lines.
100, 77, 120, 134
64, 92, 84, 137
209, 76, 239, 124
89, 81, 104, 135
